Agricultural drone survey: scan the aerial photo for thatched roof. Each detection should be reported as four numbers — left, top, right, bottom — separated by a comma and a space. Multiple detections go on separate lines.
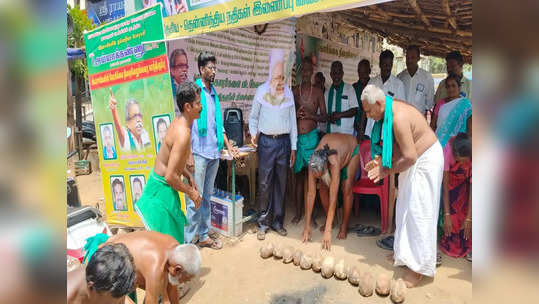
336, 0, 472, 62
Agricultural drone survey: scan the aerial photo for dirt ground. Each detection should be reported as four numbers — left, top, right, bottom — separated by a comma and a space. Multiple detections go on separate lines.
76, 171, 472, 304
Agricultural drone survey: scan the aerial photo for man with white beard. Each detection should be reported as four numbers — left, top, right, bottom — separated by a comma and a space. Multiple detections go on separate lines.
301, 133, 361, 250
249, 48, 298, 240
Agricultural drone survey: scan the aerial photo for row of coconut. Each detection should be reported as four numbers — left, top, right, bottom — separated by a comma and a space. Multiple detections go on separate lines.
260, 242, 406, 303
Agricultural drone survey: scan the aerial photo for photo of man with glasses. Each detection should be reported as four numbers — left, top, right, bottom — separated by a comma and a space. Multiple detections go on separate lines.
169, 48, 189, 116
108, 88, 151, 152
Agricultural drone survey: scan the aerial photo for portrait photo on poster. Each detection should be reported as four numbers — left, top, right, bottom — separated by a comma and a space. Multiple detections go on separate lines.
152, 114, 171, 154
100, 123, 118, 160
108, 88, 152, 153
129, 175, 146, 207
142, 0, 188, 17
110, 175, 128, 211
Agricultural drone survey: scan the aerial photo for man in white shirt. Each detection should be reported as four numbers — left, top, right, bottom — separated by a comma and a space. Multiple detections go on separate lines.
434, 51, 472, 102
324, 61, 358, 135
398, 45, 435, 115
365, 50, 406, 137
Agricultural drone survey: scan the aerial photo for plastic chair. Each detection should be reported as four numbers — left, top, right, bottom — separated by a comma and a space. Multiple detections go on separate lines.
352, 139, 389, 233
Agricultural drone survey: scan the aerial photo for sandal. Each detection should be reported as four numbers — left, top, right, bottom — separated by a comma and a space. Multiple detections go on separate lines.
198, 238, 223, 250
356, 225, 381, 237
437, 252, 442, 267
348, 224, 366, 233
376, 235, 394, 251
465, 252, 472, 262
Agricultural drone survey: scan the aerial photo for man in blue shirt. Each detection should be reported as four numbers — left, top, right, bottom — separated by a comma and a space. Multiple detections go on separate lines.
185, 52, 237, 249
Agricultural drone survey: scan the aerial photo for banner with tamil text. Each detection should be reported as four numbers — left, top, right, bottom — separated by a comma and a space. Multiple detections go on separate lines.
84, 5, 184, 227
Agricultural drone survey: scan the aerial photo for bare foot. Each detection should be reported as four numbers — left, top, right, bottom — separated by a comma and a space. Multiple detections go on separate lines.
319, 223, 326, 232
386, 253, 394, 264
336, 227, 348, 239
291, 214, 303, 225
402, 268, 423, 288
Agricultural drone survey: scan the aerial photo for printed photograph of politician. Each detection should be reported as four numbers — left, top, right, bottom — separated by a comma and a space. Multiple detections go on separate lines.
142, 0, 188, 17
152, 114, 171, 153
129, 175, 146, 206
99, 123, 117, 160
110, 175, 128, 211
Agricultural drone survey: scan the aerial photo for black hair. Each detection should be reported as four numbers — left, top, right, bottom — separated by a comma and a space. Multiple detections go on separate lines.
86, 244, 136, 298
169, 48, 188, 69
133, 177, 142, 187
309, 144, 337, 172
156, 118, 167, 129
111, 178, 124, 191
451, 133, 471, 158
331, 61, 343, 70
358, 59, 370, 69
197, 51, 216, 73
407, 45, 421, 57
446, 51, 464, 66
380, 50, 394, 62
445, 73, 462, 89
176, 81, 201, 112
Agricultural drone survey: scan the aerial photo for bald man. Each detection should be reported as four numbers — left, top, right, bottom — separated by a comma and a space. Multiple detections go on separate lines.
361, 84, 443, 287
106, 231, 201, 304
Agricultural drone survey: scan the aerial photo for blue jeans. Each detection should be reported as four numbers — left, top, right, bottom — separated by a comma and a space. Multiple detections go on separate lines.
184, 154, 219, 243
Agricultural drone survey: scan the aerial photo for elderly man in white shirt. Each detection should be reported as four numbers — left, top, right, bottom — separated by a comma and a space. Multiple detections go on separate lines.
324, 61, 359, 135
365, 50, 406, 137
398, 45, 435, 115
249, 49, 297, 240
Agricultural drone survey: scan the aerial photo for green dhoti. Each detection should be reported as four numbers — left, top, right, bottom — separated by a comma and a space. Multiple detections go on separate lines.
135, 170, 187, 244
294, 129, 320, 174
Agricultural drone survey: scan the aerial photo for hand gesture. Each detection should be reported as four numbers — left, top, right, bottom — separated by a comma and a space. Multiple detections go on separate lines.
302, 227, 312, 243
443, 214, 453, 236
189, 188, 202, 209
364, 155, 381, 172
322, 231, 332, 250
109, 88, 117, 111
367, 160, 388, 184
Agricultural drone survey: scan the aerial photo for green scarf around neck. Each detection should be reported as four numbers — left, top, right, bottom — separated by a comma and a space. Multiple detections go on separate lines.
195, 78, 224, 150
370, 95, 394, 168
326, 81, 344, 133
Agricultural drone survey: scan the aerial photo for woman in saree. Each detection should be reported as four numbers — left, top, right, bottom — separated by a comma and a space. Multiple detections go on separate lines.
431, 74, 472, 147
440, 131, 472, 259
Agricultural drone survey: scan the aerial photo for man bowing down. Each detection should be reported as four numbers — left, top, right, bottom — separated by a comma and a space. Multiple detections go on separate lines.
361, 84, 444, 288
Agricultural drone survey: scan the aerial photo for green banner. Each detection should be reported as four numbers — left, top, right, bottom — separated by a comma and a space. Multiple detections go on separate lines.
84, 5, 183, 227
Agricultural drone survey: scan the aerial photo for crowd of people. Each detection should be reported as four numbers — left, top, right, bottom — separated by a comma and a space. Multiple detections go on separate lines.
68, 46, 472, 303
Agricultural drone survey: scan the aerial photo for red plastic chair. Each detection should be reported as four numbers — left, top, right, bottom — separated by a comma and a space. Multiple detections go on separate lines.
352, 139, 389, 233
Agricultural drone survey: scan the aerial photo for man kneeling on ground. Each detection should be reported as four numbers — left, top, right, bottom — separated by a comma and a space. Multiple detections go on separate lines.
361, 84, 444, 287
301, 133, 361, 250
67, 243, 136, 304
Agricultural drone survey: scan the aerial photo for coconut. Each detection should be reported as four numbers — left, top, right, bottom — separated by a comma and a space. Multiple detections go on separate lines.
348, 266, 361, 286
358, 271, 375, 297
390, 278, 407, 303
282, 246, 294, 263
376, 273, 391, 296
334, 259, 347, 280
321, 256, 335, 279
273, 244, 283, 259
311, 252, 323, 272
300, 254, 313, 270
293, 249, 303, 266
260, 242, 274, 259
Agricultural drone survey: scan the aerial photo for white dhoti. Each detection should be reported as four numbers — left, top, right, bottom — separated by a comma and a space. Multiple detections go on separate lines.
394, 141, 444, 277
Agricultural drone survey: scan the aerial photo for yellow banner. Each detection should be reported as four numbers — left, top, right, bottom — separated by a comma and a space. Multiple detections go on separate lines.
164, 0, 372, 39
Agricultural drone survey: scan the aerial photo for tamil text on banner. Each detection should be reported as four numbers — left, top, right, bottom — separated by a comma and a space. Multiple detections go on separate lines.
84, 5, 184, 227
167, 18, 296, 121
162, 0, 391, 39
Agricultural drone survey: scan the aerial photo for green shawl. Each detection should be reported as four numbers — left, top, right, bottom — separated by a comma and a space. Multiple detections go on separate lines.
195, 78, 224, 150
371, 95, 394, 168
326, 82, 344, 133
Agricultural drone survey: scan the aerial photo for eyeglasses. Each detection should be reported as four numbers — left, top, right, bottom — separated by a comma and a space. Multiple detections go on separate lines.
128, 113, 143, 121
172, 64, 189, 71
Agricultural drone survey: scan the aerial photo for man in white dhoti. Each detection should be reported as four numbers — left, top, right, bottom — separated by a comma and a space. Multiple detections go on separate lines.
361, 84, 444, 287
